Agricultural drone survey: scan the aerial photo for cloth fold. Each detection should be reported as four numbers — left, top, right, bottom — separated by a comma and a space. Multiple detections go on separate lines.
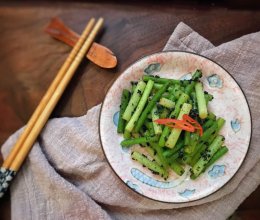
2, 22, 260, 220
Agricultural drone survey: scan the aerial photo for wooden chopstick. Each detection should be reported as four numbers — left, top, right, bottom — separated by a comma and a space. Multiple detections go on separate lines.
0, 18, 104, 198
2, 18, 96, 170
9, 17, 104, 171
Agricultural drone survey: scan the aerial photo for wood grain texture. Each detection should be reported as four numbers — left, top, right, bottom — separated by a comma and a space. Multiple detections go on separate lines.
0, 1, 259, 219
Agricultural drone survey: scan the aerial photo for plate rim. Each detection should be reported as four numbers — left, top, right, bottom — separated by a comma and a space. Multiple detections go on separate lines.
98, 50, 252, 204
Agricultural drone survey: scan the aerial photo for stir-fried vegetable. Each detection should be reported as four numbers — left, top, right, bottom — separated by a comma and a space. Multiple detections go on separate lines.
116, 69, 228, 180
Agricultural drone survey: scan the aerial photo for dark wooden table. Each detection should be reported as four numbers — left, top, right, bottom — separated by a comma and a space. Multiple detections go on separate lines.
0, 1, 259, 219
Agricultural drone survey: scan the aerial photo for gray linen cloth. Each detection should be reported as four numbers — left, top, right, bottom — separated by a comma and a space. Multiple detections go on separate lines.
2, 22, 260, 220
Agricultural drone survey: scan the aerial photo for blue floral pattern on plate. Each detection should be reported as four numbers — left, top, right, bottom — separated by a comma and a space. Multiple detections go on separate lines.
113, 111, 120, 127
179, 73, 192, 80
125, 180, 142, 194
144, 63, 161, 74
207, 74, 223, 88
231, 119, 241, 133
131, 167, 189, 189
121, 147, 130, 153
208, 165, 225, 179
179, 189, 195, 198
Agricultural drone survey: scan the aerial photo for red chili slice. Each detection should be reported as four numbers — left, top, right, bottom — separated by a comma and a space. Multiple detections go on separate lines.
154, 115, 203, 136
154, 119, 195, 132
183, 114, 203, 136
166, 122, 195, 132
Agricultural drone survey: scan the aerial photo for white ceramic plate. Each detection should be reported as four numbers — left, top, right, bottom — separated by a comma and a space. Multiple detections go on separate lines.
99, 51, 251, 203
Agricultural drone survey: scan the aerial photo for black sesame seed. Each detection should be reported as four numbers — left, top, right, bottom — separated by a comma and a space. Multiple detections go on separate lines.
157, 104, 163, 110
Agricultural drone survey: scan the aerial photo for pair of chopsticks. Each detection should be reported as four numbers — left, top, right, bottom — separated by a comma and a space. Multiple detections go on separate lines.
0, 17, 104, 198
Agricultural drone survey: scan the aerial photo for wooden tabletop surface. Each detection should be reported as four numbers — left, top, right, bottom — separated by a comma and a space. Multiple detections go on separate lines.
0, 1, 259, 219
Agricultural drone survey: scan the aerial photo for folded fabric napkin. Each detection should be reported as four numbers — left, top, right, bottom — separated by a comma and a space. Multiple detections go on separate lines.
2, 22, 260, 220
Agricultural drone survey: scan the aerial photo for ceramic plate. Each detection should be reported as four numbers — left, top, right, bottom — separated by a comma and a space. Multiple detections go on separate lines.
99, 51, 251, 203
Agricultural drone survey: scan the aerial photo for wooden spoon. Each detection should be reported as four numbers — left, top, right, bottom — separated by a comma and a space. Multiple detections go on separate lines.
44, 17, 117, 69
